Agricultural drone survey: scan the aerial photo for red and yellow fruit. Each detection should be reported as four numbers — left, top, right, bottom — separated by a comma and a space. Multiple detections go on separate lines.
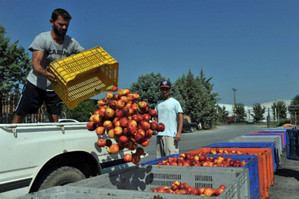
87, 88, 164, 164
157, 152, 246, 168
152, 180, 226, 196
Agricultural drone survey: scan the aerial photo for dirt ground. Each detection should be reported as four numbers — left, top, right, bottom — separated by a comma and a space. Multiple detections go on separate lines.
268, 151, 299, 199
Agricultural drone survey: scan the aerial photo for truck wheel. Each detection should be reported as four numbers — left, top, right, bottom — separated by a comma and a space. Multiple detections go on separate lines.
38, 166, 86, 191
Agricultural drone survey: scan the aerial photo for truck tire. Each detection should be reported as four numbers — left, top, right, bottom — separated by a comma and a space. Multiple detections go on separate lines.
38, 166, 86, 191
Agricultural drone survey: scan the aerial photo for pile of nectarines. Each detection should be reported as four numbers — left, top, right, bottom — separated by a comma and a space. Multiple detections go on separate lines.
207, 148, 263, 155
151, 180, 226, 196
86, 86, 164, 164
156, 153, 247, 167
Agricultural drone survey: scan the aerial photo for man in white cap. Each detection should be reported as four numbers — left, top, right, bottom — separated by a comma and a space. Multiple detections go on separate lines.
155, 80, 184, 158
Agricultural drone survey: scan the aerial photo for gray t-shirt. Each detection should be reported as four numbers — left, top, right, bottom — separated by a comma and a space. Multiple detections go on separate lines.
27, 31, 84, 91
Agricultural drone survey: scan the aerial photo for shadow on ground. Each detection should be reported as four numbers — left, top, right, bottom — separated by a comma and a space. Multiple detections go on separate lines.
275, 168, 299, 181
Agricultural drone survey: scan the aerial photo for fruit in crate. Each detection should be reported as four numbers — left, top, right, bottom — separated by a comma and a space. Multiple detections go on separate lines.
156, 153, 246, 167
207, 148, 251, 155
151, 180, 227, 196
88, 86, 164, 164
215, 185, 226, 196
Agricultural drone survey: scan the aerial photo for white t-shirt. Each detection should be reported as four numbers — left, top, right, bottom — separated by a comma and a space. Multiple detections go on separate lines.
155, 97, 183, 137
27, 31, 84, 91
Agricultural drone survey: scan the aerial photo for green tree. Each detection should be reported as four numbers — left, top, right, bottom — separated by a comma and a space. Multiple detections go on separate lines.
64, 99, 96, 122
236, 103, 246, 122
176, 69, 218, 129
216, 105, 229, 124
252, 103, 265, 122
130, 72, 185, 110
291, 95, 299, 105
175, 70, 201, 123
271, 101, 287, 120
196, 69, 218, 128
0, 24, 31, 121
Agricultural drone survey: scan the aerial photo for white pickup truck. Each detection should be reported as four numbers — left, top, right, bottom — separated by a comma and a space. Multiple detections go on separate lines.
0, 122, 143, 199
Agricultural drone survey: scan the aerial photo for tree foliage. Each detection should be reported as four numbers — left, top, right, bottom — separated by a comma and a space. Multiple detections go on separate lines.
271, 101, 287, 120
0, 24, 31, 93
175, 70, 200, 123
175, 69, 218, 128
64, 99, 96, 122
291, 95, 299, 105
130, 72, 185, 110
251, 103, 265, 122
236, 103, 246, 122
216, 105, 229, 124
129, 70, 218, 129
0, 24, 31, 121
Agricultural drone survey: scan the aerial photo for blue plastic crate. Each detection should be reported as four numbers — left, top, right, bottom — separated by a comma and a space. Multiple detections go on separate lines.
203, 142, 277, 173
286, 129, 299, 160
141, 154, 260, 199
245, 133, 284, 151
207, 154, 260, 199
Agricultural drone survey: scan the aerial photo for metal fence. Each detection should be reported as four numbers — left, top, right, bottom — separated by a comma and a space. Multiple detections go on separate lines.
1, 93, 47, 123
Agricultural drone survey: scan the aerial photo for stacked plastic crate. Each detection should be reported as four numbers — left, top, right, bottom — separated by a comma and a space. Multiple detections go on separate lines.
20, 165, 250, 199
286, 129, 299, 160
192, 146, 275, 199
17, 126, 298, 199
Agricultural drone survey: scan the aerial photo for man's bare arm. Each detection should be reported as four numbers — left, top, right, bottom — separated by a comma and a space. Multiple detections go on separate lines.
32, 50, 56, 83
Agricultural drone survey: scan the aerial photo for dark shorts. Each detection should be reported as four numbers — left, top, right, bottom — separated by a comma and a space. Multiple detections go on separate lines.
15, 81, 62, 115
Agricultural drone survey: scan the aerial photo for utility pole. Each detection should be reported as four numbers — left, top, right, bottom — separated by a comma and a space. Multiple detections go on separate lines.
232, 88, 237, 123
248, 109, 251, 122
267, 108, 270, 127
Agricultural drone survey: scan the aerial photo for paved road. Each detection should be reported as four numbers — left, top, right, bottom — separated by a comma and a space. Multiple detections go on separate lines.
140, 124, 269, 163
140, 124, 299, 199
268, 152, 299, 199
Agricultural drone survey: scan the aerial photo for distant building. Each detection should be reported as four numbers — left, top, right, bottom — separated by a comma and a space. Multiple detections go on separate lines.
218, 99, 292, 122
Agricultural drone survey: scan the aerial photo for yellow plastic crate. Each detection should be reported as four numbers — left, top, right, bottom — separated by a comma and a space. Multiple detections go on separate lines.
49, 46, 119, 109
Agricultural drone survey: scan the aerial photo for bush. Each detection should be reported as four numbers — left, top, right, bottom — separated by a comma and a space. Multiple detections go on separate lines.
271, 119, 291, 127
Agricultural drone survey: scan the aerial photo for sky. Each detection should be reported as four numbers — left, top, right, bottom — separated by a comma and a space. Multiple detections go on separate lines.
0, 0, 298, 106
